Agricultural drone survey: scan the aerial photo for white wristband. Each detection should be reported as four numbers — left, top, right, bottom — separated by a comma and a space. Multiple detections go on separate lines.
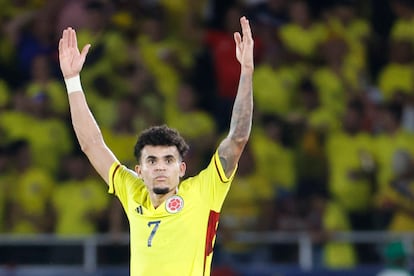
64, 75, 83, 94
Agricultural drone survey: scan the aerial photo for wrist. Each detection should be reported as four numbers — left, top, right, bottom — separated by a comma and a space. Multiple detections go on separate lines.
240, 69, 254, 78
241, 66, 254, 75
64, 75, 83, 94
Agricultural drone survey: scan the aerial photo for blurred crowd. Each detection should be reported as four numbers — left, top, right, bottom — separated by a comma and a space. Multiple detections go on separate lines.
1, 0, 414, 270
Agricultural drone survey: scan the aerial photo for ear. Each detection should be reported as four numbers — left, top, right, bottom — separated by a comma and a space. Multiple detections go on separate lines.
135, 164, 142, 178
179, 161, 186, 178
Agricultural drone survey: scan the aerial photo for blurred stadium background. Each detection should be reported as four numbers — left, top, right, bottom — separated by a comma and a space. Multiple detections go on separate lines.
1, 0, 414, 275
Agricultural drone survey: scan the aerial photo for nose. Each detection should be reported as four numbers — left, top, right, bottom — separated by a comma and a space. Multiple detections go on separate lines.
155, 162, 166, 171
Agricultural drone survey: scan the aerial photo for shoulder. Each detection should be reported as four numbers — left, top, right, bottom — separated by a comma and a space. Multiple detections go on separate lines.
185, 151, 236, 186
109, 162, 144, 195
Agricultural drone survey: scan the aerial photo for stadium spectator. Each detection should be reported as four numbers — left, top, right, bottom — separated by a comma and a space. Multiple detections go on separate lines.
278, 0, 326, 62
165, 81, 218, 173
305, 193, 357, 269
25, 54, 67, 117
252, 33, 301, 117
251, 114, 296, 193
325, 98, 380, 263
293, 79, 331, 198
311, 36, 358, 117
324, 0, 372, 77
377, 241, 412, 276
389, 0, 414, 44
325, 98, 376, 229
101, 95, 143, 168
52, 152, 109, 235
374, 103, 414, 209
7, 140, 55, 234
24, 89, 74, 175
377, 38, 414, 103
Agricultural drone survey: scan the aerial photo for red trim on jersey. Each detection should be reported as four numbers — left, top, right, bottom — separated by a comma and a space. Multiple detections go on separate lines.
111, 164, 121, 195
203, 210, 220, 274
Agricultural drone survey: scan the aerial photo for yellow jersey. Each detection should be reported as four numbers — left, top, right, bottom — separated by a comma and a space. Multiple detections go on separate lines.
108, 151, 235, 275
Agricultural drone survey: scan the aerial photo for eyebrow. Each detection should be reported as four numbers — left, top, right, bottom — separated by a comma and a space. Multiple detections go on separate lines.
145, 154, 176, 160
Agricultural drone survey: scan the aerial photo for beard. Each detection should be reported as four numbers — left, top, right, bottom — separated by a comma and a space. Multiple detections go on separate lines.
153, 187, 170, 195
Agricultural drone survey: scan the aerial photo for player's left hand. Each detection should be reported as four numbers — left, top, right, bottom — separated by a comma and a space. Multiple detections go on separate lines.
234, 16, 254, 73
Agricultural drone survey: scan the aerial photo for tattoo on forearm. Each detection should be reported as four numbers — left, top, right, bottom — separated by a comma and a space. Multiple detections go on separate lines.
229, 75, 253, 140
218, 74, 253, 175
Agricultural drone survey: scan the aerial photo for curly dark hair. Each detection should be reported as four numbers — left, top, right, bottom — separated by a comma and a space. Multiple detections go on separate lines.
134, 125, 190, 162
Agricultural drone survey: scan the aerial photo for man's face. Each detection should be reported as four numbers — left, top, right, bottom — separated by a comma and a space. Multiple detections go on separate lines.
135, 145, 186, 195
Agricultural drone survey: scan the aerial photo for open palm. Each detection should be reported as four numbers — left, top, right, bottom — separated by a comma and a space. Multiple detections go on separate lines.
234, 16, 254, 72
58, 27, 90, 79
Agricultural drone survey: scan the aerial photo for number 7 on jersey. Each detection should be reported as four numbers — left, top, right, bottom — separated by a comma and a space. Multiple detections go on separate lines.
147, 220, 161, 247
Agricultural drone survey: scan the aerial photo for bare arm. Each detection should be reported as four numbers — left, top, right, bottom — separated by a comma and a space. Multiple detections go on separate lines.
217, 16, 254, 178
58, 27, 117, 184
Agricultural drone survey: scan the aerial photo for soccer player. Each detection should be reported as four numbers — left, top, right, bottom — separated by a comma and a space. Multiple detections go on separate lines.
58, 16, 254, 275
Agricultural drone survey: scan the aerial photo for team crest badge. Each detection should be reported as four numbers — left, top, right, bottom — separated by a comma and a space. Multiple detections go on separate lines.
165, 195, 184, 214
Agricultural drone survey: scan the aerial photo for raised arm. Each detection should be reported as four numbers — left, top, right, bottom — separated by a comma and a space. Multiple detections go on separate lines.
58, 27, 117, 184
217, 16, 254, 178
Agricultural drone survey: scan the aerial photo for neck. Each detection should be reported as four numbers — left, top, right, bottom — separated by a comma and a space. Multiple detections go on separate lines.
150, 189, 177, 209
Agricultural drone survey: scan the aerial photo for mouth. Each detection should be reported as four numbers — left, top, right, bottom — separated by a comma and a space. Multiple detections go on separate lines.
154, 176, 167, 181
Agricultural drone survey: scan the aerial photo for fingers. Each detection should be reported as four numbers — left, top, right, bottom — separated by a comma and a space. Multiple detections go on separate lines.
58, 38, 63, 52
60, 28, 70, 51
60, 29, 66, 51
80, 44, 91, 61
71, 28, 78, 49
233, 32, 241, 47
60, 27, 86, 55
60, 27, 76, 48
240, 16, 253, 43
68, 27, 75, 48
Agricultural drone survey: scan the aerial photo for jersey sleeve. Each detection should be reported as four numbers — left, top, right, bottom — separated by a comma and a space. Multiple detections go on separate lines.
108, 162, 121, 195
196, 150, 237, 211
108, 162, 144, 211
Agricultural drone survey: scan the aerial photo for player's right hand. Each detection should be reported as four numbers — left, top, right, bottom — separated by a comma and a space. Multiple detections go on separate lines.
58, 27, 90, 79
